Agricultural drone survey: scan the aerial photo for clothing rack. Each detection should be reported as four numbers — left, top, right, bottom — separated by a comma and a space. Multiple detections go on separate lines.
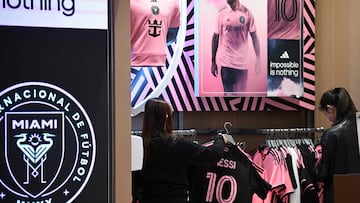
193, 127, 325, 135
259, 127, 325, 134
131, 127, 324, 141
131, 129, 197, 136
259, 127, 325, 147
228, 127, 325, 135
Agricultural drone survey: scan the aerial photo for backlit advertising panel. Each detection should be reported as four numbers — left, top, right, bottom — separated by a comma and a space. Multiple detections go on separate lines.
0, 0, 112, 202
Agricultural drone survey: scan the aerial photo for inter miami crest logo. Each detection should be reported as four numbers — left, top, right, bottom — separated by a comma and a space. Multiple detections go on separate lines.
239, 16, 245, 24
0, 82, 96, 203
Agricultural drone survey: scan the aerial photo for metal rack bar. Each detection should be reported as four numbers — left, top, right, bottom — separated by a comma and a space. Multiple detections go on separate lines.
131, 129, 197, 136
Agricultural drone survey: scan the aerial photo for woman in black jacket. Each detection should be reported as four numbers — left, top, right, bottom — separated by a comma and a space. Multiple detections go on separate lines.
316, 87, 360, 203
132, 98, 228, 203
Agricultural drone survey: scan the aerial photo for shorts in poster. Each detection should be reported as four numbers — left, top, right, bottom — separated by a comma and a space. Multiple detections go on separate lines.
195, 0, 304, 97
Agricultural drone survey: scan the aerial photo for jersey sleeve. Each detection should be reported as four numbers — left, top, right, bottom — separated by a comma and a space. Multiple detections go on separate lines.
169, 0, 181, 28
177, 135, 225, 166
213, 9, 222, 35
247, 10, 256, 33
315, 132, 337, 180
249, 162, 272, 200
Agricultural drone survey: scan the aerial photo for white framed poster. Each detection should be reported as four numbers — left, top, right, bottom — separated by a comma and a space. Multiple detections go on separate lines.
195, 0, 304, 97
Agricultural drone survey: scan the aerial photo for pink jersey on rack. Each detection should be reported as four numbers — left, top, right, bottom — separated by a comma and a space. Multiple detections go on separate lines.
215, 4, 256, 70
268, 0, 302, 39
130, 0, 180, 67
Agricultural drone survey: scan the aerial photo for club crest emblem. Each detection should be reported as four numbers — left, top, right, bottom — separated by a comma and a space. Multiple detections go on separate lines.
239, 16, 245, 24
0, 82, 96, 203
151, 5, 160, 15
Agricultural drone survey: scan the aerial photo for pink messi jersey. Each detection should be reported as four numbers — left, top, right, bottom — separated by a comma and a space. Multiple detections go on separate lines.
130, 0, 180, 67
268, 0, 302, 39
215, 4, 256, 70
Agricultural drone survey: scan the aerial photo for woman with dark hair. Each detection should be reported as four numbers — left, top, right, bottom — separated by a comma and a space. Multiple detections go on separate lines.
133, 97, 228, 203
316, 87, 360, 203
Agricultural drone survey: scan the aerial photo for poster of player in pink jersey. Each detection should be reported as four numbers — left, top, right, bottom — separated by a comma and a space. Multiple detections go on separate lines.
195, 0, 304, 97
195, 0, 268, 97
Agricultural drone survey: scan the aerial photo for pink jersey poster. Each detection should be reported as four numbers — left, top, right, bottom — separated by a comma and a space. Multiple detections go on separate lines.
195, 0, 304, 97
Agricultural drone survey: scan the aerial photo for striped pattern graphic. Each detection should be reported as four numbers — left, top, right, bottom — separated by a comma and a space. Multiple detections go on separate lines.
130, 0, 316, 114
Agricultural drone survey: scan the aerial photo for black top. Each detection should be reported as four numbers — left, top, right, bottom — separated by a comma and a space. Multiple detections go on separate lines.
133, 134, 226, 203
188, 144, 271, 203
316, 113, 360, 203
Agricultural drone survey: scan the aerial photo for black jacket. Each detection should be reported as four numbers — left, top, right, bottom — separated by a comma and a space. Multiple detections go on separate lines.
133, 134, 225, 203
316, 113, 360, 203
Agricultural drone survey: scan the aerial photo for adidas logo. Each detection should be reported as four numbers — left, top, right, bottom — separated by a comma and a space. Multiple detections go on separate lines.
280, 51, 290, 59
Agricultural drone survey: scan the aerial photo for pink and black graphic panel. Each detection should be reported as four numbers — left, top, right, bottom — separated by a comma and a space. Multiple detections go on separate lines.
130, 0, 316, 114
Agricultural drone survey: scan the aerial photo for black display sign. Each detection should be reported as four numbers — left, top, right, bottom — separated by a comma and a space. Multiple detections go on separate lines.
0, 24, 112, 203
